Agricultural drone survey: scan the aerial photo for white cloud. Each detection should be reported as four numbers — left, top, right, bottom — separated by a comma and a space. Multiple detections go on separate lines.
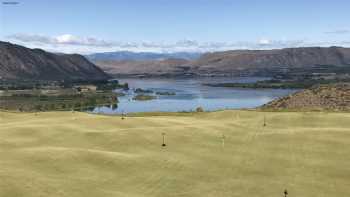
55, 34, 76, 44
258, 38, 271, 45
325, 29, 350, 34
6, 33, 52, 45
4, 33, 350, 54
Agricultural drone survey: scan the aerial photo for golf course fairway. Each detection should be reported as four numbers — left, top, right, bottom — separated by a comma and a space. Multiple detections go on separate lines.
0, 110, 349, 197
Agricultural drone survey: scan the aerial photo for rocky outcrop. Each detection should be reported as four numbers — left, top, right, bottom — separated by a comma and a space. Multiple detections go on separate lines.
0, 41, 110, 81
262, 83, 350, 111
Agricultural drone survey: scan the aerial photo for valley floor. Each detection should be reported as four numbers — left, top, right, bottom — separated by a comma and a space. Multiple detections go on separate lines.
0, 110, 349, 197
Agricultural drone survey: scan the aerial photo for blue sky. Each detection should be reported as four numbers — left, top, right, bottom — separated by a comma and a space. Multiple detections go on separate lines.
1, 0, 350, 53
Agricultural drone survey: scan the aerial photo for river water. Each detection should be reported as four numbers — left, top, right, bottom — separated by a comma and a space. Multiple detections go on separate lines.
93, 77, 297, 114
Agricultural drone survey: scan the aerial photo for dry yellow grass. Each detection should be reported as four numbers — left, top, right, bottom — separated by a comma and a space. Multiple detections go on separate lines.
0, 110, 349, 197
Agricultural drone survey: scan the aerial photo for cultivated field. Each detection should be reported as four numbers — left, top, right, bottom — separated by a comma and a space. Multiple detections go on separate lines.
0, 110, 349, 197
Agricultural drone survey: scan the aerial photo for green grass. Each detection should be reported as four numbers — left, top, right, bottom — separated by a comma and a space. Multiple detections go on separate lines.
0, 110, 350, 197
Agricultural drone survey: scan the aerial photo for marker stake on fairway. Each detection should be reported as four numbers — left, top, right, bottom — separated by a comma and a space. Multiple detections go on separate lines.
284, 189, 288, 197
121, 110, 125, 120
162, 132, 166, 147
222, 134, 225, 148
263, 115, 266, 127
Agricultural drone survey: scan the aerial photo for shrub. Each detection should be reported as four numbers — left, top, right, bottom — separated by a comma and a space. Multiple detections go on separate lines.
196, 107, 204, 112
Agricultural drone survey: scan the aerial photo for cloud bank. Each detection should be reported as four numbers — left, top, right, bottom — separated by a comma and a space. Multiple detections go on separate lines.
324, 29, 350, 34
5, 33, 350, 54
7, 33, 113, 47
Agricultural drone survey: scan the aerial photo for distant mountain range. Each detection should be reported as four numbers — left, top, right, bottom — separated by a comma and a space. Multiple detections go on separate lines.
86, 51, 202, 61
94, 47, 350, 77
0, 41, 109, 81
2, 41, 350, 81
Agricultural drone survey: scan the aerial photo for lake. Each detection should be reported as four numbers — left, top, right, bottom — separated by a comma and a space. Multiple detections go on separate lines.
93, 77, 297, 114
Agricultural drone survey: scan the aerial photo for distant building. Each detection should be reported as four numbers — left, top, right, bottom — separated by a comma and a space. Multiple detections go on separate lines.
74, 85, 97, 93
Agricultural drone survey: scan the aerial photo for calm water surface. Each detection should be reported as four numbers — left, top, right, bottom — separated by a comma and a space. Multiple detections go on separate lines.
94, 77, 297, 114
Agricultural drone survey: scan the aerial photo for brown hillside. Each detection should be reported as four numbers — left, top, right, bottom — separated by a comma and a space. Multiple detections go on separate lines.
93, 47, 350, 78
188, 47, 350, 77
94, 58, 189, 76
0, 41, 109, 81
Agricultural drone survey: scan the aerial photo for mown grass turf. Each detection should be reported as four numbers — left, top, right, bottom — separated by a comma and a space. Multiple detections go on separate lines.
0, 110, 349, 197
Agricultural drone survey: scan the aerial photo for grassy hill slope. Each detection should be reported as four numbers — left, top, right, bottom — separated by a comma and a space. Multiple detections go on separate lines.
0, 110, 349, 197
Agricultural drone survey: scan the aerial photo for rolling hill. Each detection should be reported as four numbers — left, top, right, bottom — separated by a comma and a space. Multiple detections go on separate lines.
1, 110, 349, 196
